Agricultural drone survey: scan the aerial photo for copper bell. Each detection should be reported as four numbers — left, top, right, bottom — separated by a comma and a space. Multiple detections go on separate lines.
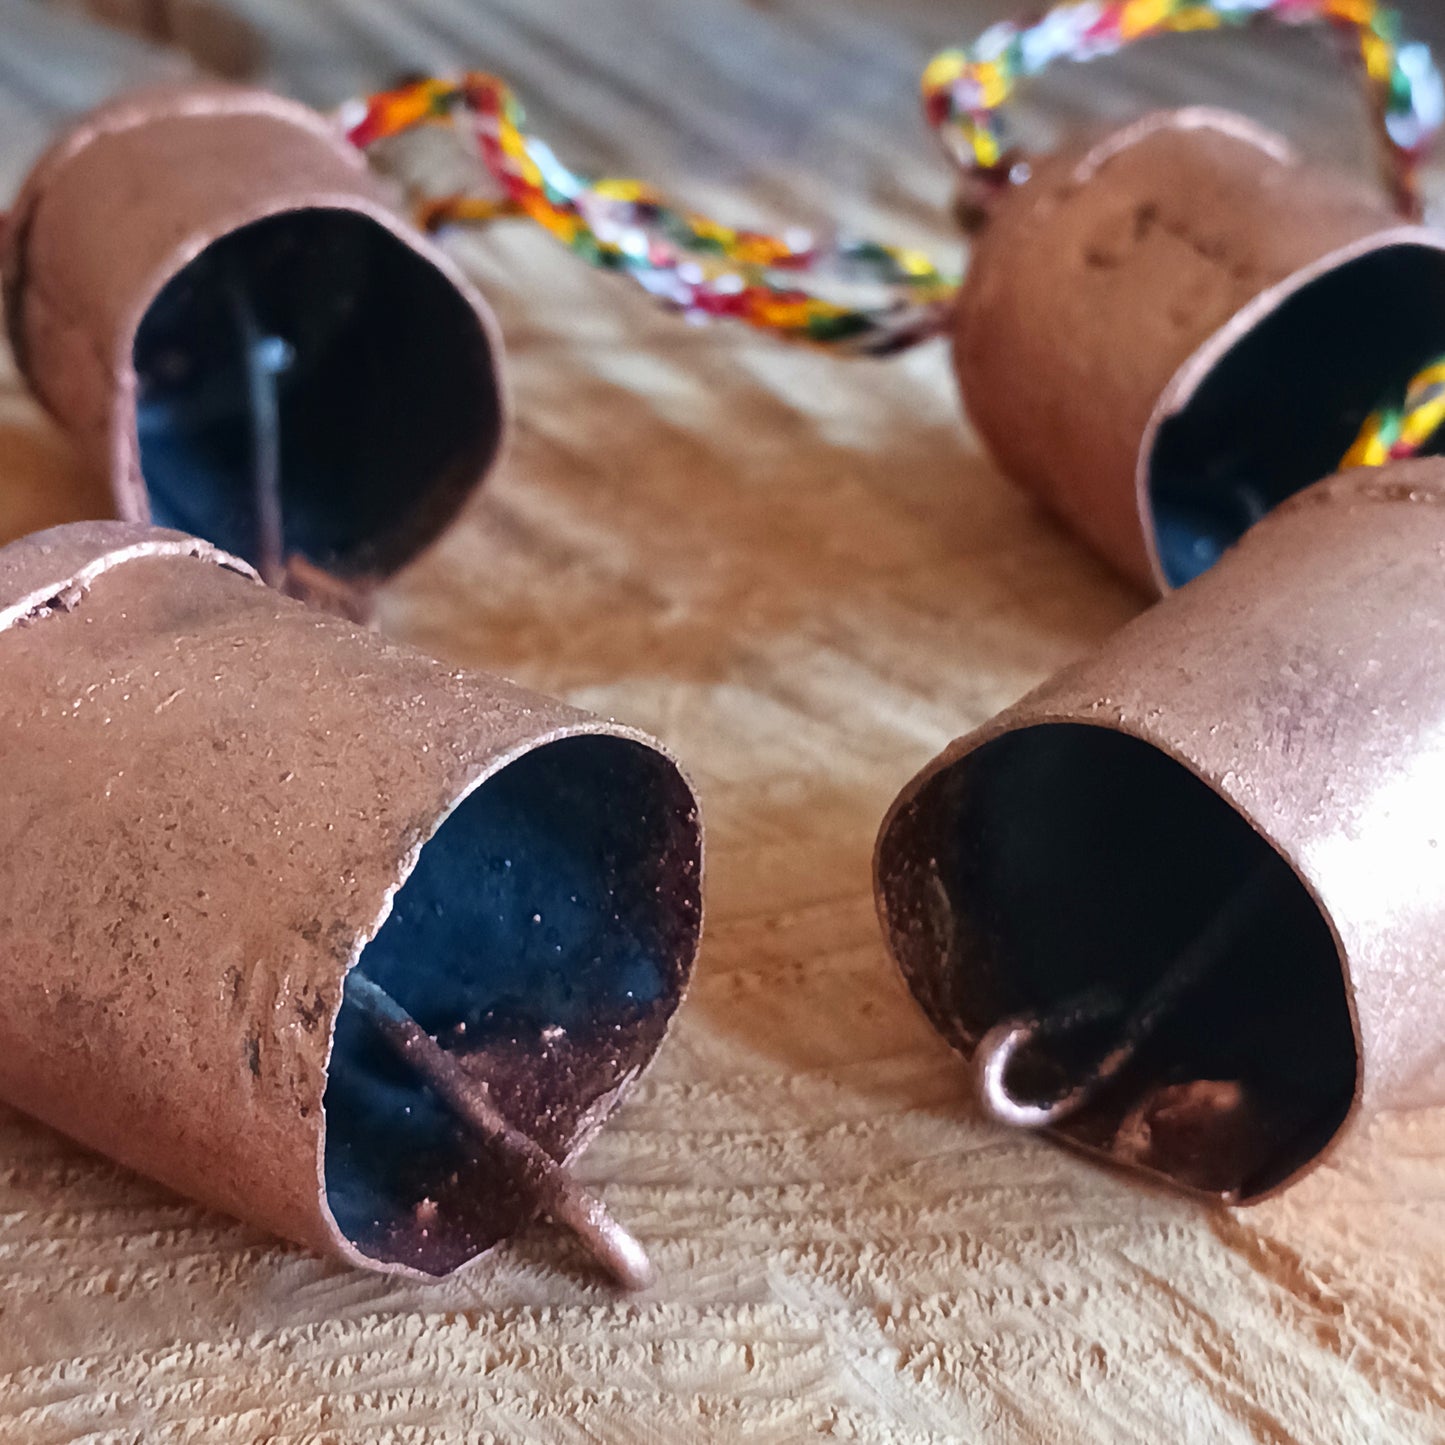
954, 107, 1445, 592
1, 83, 505, 594
0, 521, 702, 1279
875, 458, 1445, 1203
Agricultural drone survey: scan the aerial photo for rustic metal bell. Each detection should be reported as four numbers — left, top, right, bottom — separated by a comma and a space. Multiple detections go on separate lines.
876, 458, 1445, 1202
2, 83, 506, 593
0, 521, 701, 1278
954, 107, 1445, 592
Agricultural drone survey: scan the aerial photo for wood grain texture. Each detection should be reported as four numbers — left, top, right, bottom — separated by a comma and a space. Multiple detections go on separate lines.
3, 1, 1445, 1439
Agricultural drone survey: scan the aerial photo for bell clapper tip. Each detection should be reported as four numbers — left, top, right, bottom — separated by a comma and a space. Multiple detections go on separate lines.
974, 997, 1133, 1130
975, 864, 1277, 1133
283, 554, 377, 626
346, 971, 653, 1291
976, 1015, 1088, 1129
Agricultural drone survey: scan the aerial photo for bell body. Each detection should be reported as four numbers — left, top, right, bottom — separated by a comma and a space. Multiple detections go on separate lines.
0, 523, 702, 1275
876, 459, 1445, 1201
954, 107, 1445, 592
2, 84, 506, 583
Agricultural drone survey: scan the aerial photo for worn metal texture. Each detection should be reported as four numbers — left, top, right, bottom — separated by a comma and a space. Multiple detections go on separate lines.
0, 522, 702, 1278
877, 459, 1445, 1201
953, 107, 1445, 592
1, 81, 506, 580
5, 2, 1445, 1440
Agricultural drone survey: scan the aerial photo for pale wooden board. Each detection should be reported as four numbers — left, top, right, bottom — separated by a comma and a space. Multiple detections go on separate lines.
2, 2, 1445, 1440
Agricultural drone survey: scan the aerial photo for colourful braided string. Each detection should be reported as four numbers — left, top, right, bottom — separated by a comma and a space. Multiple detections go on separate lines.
918, 0, 1445, 467
921, 0, 1445, 223
340, 7, 1445, 460
1342, 356, 1445, 467
341, 74, 956, 355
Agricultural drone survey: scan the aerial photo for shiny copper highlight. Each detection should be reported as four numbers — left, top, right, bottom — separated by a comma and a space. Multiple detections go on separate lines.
953, 108, 1445, 592
0, 522, 702, 1277
2, 83, 506, 585
876, 459, 1445, 1201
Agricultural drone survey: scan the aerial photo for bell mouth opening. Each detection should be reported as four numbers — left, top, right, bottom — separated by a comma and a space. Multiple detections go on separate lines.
322, 734, 701, 1275
132, 208, 502, 581
879, 723, 1358, 1202
1146, 241, 1445, 589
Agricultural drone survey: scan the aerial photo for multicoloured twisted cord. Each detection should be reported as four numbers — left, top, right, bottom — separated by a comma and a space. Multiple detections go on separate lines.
338, 6, 1445, 460
916, 0, 1445, 467
340, 74, 956, 354
1342, 356, 1445, 467
921, 0, 1445, 223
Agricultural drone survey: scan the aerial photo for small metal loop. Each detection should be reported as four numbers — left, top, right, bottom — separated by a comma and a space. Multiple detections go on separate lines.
975, 865, 1279, 1133
976, 1016, 1087, 1129
953, 152, 1028, 236
974, 996, 1129, 1129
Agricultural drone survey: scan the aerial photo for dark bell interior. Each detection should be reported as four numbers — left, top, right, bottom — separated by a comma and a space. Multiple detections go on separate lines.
133, 208, 501, 578
1148, 242, 1445, 586
879, 722, 1358, 1200
323, 735, 700, 1274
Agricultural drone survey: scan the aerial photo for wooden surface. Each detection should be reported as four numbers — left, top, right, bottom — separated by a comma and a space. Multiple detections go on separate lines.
3, 2, 1445, 1440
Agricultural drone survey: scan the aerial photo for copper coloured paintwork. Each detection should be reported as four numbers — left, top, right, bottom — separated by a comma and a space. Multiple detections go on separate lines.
1, 82, 506, 584
953, 107, 1445, 593
875, 459, 1445, 1202
0, 522, 702, 1277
